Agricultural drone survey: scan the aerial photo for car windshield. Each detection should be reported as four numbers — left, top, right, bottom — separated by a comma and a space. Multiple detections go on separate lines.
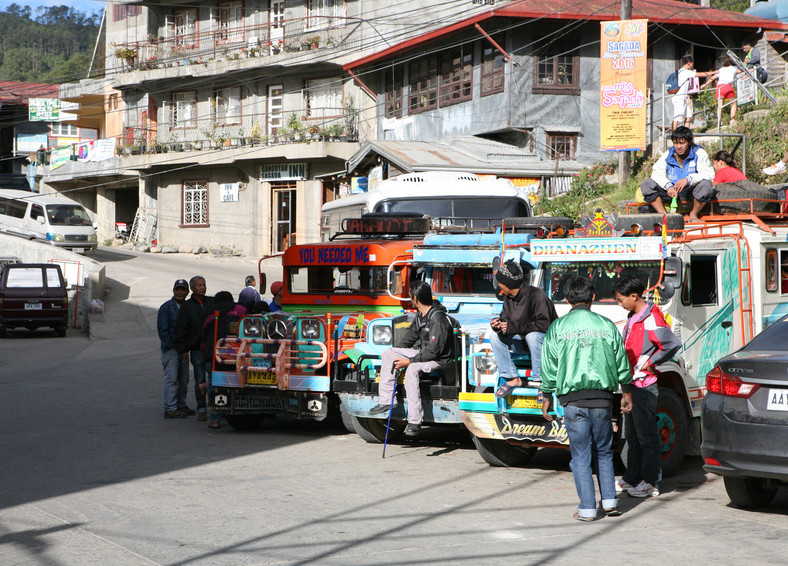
46, 204, 92, 226
744, 315, 788, 351
429, 266, 497, 295
288, 265, 391, 295
541, 261, 663, 303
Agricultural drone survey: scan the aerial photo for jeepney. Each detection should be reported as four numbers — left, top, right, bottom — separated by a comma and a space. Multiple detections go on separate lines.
207, 216, 427, 430
462, 209, 788, 475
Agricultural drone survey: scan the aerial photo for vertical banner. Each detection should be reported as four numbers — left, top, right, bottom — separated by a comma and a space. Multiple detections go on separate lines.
600, 19, 648, 151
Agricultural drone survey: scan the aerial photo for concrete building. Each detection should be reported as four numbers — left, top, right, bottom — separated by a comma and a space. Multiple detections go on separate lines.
31, 0, 788, 256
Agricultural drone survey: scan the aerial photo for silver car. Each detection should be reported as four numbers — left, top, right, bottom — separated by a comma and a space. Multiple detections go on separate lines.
701, 314, 788, 508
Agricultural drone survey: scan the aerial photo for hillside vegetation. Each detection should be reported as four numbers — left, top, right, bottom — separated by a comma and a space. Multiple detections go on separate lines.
0, 4, 101, 83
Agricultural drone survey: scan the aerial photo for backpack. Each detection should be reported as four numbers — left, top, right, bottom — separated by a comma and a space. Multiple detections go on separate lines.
666, 70, 680, 94
757, 66, 768, 84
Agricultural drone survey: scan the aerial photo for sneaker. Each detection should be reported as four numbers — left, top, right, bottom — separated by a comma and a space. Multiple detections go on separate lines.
627, 480, 659, 498
615, 478, 635, 494
404, 423, 421, 436
178, 405, 196, 416
369, 404, 390, 415
164, 409, 187, 419
197, 412, 208, 422
763, 161, 787, 175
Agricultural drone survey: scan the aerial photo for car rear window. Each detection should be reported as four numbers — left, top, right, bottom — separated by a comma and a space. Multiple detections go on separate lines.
746, 315, 788, 351
46, 267, 61, 287
5, 268, 45, 288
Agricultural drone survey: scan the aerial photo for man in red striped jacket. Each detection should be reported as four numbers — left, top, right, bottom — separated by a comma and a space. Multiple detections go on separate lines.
614, 277, 681, 499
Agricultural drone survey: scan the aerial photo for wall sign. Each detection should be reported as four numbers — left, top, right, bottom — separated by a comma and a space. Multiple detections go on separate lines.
260, 162, 307, 181
221, 183, 239, 202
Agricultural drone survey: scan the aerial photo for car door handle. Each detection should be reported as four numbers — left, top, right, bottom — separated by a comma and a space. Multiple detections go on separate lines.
721, 320, 733, 329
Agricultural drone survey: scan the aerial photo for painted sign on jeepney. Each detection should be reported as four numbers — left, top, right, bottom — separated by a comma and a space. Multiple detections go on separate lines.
297, 244, 376, 264
531, 237, 663, 262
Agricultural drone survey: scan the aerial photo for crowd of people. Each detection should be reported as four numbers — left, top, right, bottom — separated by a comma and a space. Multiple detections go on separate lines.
156, 275, 284, 428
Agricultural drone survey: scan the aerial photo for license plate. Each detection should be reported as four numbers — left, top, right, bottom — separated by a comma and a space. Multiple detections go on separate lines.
510, 396, 542, 409
24, 303, 42, 310
247, 371, 277, 385
766, 388, 788, 411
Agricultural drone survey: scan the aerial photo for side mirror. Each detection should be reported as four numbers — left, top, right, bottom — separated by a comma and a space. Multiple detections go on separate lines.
660, 280, 676, 300
36, 216, 45, 225
663, 257, 682, 289
258, 273, 267, 294
491, 256, 501, 291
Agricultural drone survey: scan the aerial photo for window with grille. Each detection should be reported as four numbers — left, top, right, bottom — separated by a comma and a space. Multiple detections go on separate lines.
182, 181, 208, 226
215, 87, 242, 124
533, 43, 580, 95
167, 9, 198, 47
216, 2, 243, 43
547, 132, 577, 160
113, 4, 141, 21
440, 47, 473, 106
172, 91, 197, 128
481, 42, 505, 96
305, 78, 342, 119
308, 0, 345, 28
408, 55, 439, 113
384, 66, 403, 118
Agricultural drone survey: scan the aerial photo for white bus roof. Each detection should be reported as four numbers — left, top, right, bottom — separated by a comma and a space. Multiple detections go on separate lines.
322, 172, 527, 213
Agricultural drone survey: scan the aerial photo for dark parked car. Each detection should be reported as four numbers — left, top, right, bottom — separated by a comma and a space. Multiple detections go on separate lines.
701, 314, 788, 508
0, 263, 68, 337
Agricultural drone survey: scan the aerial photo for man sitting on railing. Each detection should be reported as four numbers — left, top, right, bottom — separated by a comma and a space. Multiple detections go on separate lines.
640, 126, 715, 223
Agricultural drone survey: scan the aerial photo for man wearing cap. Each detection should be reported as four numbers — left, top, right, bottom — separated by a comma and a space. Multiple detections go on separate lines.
268, 281, 284, 312
489, 259, 558, 398
158, 279, 193, 418
174, 276, 214, 421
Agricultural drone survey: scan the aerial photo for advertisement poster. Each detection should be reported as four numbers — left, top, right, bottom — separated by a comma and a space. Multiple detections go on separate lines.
599, 19, 648, 151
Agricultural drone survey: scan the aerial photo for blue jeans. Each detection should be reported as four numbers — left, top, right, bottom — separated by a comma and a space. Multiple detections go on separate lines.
622, 383, 661, 487
488, 329, 546, 381
563, 404, 618, 518
189, 350, 207, 413
162, 348, 189, 411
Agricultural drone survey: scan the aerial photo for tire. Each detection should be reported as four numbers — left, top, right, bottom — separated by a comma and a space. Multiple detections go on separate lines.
714, 180, 779, 213
615, 213, 684, 232
471, 435, 537, 467
339, 404, 356, 434
723, 476, 778, 509
226, 414, 264, 431
352, 415, 406, 444
656, 387, 688, 477
56, 326, 67, 337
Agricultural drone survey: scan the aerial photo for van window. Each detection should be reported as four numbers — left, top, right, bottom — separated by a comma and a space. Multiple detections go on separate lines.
45, 267, 61, 287
682, 255, 718, 305
0, 197, 7, 214
46, 205, 92, 226
542, 261, 663, 303
5, 200, 27, 219
6, 267, 44, 288
30, 204, 45, 221
378, 197, 528, 223
288, 265, 388, 295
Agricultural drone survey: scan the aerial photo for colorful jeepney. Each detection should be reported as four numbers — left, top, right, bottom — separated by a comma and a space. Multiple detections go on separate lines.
462, 210, 788, 475
208, 217, 428, 430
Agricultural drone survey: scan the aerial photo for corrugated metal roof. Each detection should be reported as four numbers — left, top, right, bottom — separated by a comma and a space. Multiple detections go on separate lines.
348, 136, 583, 176
346, 0, 788, 70
0, 81, 59, 104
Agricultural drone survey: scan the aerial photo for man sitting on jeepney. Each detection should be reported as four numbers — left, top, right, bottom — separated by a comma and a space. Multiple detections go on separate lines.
490, 259, 558, 397
640, 126, 715, 223
369, 280, 454, 437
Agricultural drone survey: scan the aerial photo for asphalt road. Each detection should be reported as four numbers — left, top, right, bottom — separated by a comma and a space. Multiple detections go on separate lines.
1, 247, 786, 565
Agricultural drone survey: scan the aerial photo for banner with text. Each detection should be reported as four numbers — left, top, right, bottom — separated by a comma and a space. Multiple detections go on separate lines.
599, 19, 648, 151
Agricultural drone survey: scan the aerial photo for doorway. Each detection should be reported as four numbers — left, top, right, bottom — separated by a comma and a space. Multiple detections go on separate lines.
273, 184, 296, 253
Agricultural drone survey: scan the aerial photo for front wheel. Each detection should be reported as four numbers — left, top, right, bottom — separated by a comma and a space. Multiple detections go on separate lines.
226, 414, 264, 431
657, 387, 688, 477
724, 476, 778, 508
352, 415, 405, 444
472, 435, 537, 467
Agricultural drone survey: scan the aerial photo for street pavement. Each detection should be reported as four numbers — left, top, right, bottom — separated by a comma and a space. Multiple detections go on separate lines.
0, 247, 786, 565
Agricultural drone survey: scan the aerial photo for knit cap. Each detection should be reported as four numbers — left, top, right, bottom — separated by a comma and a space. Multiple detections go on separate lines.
496, 259, 523, 290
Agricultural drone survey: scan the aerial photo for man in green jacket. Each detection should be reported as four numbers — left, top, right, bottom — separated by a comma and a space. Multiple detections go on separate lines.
540, 276, 632, 521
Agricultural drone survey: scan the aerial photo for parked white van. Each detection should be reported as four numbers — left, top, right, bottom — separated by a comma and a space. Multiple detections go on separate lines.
0, 189, 97, 253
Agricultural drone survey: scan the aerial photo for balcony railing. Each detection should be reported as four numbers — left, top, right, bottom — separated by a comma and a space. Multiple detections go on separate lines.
111, 16, 357, 72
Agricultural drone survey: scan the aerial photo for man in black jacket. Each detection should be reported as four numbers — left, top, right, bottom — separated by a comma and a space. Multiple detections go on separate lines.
173, 276, 214, 421
490, 259, 557, 397
369, 280, 453, 436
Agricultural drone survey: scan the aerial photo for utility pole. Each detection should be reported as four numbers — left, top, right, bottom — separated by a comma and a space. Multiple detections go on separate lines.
618, 0, 632, 187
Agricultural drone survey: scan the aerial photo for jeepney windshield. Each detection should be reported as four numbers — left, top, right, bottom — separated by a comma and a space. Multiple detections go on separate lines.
429, 266, 497, 295
542, 261, 663, 303
288, 265, 392, 295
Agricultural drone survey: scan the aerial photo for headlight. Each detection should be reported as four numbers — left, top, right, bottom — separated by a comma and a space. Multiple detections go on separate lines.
89, 234, 98, 242
372, 325, 392, 345
301, 319, 320, 339
244, 318, 262, 337
47, 233, 65, 242
474, 352, 497, 374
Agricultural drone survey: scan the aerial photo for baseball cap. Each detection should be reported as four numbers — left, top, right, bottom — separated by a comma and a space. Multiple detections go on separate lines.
173, 279, 189, 290
270, 281, 284, 295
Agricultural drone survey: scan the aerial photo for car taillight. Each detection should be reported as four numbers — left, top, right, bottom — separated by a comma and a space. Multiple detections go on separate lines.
705, 367, 759, 398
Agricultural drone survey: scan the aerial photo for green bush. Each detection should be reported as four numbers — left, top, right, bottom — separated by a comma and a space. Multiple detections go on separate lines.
535, 161, 616, 219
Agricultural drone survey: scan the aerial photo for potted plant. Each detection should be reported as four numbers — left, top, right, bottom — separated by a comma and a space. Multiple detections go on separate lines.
327, 123, 342, 141
307, 35, 320, 49
286, 113, 303, 141
114, 46, 138, 68
250, 120, 263, 145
